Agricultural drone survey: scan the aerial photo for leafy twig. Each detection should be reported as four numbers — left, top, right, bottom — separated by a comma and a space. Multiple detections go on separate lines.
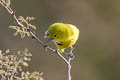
0, 0, 73, 80
0, 48, 44, 80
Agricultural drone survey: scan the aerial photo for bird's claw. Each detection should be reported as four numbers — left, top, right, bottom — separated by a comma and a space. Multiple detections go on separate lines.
67, 53, 75, 59
62, 51, 75, 59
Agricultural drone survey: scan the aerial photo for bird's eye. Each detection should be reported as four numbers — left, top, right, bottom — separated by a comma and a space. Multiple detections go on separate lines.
54, 35, 56, 37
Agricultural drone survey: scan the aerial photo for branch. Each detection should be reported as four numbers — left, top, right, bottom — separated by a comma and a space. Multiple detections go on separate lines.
0, 0, 73, 80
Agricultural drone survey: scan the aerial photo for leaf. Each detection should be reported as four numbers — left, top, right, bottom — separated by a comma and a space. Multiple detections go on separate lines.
9, 25, 28, 38
0, 50, 3, 59
5, 49, 10, 54
6, 0, 11, 6
13, 31, 19, 36
20, 31, 25, 38
22, 62, 29, 67
26, 16, 35, 22
29, 24, 37, 30
26, 32, 31, 37
18, 16, 26, 23
9, 25, 20, 30
2, 0, 11, 6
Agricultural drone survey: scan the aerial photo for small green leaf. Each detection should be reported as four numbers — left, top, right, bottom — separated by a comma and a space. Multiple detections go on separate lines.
20, 31, 25, 38
22, 62, 29, 67
13, 31, 19, 36
26, 16, 35, 22
2, 0, 11, 6
29, 24, 37, 30
5, 49, 10, 54
9, 25, 20, 30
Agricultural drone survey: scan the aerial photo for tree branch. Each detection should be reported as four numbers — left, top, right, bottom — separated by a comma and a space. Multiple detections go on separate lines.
0, 0, 73, 80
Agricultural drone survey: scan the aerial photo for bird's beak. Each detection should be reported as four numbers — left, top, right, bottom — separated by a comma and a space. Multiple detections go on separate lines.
44, 30, 52, 42
48, 37, 52, 42
44, 30, 49, 38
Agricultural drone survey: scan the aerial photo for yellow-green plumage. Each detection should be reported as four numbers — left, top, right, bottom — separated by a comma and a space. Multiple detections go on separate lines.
48, 23, 80, 53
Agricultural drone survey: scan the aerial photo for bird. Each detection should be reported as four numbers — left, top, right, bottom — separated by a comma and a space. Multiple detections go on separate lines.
44, 23, 80, 58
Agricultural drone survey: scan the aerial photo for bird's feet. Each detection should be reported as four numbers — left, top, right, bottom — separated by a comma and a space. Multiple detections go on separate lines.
63, 46, 75, 59
67, 52, 75, 59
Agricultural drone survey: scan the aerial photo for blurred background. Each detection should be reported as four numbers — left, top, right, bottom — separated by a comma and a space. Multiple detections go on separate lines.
0, 0, 120, 80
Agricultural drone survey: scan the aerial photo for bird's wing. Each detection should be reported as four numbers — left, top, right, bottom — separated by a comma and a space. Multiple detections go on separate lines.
56, 41, 63, 45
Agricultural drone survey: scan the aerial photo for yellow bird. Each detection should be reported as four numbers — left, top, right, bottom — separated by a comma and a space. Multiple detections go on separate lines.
45, 23, 80, 58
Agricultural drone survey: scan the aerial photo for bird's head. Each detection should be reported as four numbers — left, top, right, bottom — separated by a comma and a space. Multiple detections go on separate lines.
44, 29, 57, 42
44, 23, 70, 42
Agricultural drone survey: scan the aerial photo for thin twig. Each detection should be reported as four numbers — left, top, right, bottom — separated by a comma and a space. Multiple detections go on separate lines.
0, 1, 73, 80
67, 58, 72, 80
